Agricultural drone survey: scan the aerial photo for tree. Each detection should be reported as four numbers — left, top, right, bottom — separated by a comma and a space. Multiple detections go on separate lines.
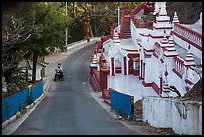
2, 2, 36, 92
66, 2, 141, 37
2, 2, 74, 92
20, 2, 74, 83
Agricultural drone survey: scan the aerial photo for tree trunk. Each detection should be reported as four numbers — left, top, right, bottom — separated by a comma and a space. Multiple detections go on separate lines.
42, 56, 45, 77
32, 51, 38, 84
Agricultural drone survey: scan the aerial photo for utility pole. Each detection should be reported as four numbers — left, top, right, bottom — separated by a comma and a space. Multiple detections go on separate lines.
65, 2, 68, 46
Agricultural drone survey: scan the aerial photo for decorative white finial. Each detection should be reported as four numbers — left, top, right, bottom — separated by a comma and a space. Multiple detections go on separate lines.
159, 2, 167, 16
168, 35, 174, 44
161, 29, 168, 44
153, 2, 160, 15
184, 44, 195, 66
172, 11, 179, 23
199, 12, 202, 25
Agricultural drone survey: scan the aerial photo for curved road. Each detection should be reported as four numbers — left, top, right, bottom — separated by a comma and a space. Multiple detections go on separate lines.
12, 43, 139, 135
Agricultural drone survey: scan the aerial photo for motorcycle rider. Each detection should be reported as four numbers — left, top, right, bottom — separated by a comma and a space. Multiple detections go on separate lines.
54, 63, 64, 81
58, 63, 64, 80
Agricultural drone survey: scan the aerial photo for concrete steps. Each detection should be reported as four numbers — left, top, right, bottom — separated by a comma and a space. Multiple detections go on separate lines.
121, 16, 131, 39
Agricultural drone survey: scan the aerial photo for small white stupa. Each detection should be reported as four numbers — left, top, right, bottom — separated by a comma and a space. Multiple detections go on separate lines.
184, 45, 195, 66
172, 12, 179, 24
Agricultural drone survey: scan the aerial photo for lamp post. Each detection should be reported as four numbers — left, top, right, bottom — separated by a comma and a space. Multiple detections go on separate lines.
116, 7, 120, 25
65, 2, 68, 46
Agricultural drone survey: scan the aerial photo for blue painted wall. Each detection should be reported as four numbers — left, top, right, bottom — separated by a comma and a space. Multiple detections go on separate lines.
110, 89, 134, 120
2, 81, 43, 123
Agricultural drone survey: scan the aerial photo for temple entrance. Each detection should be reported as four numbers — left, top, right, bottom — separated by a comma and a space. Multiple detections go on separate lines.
132, 57, 140, 76
114, 53, 123, 74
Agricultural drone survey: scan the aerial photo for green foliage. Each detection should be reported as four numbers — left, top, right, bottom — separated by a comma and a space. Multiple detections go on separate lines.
3, 2, 73, 87
64, 2, 141, 37
23, 2, 75, 83
4, 67, 30, 94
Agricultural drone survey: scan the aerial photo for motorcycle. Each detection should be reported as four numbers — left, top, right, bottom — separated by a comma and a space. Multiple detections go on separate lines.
54, 69, 64, 82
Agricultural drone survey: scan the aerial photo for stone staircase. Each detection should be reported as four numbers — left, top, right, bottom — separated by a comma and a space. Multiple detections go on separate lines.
120, 16, 131, 39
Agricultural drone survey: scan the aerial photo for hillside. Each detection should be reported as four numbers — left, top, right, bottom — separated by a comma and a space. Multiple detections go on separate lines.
144, 2, 202, 25
183, 78, 202, 101
166, 2, 202, 24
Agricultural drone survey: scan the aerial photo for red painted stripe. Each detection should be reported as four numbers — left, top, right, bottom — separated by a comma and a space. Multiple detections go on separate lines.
125, 49, 138, 52
152, 82, 161, 95
185, 59, 195, 62
144, 48, 154, 52
142, 81, 152, 87
172, 68, 182, 79
165, 49, 176, 51
2, 80, 43, 98
185, 79, 193, 85
140, 33, 149, 37
161, 41, 169, 44
145, 54, 152, 58
153, 52, 159, 58
159, 14, 168, 16
164, 54, 178, 57
138, 76, 144, 80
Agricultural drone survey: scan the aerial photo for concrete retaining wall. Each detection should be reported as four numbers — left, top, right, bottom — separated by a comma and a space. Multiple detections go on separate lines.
142, 96, 202, 135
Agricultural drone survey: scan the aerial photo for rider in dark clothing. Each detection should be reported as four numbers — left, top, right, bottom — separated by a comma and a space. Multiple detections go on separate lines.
55, 63, 64, 81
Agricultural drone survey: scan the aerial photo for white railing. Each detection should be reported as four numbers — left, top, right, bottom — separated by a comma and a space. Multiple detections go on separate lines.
173, 23, 202, 50
173, 56, 185, 78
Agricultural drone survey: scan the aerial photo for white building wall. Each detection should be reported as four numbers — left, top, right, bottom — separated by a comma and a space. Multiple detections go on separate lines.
168, 69, 186, 96
153, 28, 172, 37
121, 56, 125, 75
103, 40, 111, 52
28, 69, 41, 81
144, 57, 155, 84
149, 37, 163, 48
198, 105, 202, 135
130, 20, 137, 38
187, 67, 200, 85
172, 34, 202, 59
116, 25, 120, 33
130, 21, 138, 46
142, 97, 202, 135
164, 57, 175, 75
141, 35, 149, 48
153, 56, 161, 86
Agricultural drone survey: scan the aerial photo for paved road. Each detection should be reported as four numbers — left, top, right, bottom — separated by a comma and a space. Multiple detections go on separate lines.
12, 42, 140, 135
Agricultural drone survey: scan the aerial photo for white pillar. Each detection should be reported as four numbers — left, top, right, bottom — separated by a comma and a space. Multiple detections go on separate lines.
126, 58, 129, 75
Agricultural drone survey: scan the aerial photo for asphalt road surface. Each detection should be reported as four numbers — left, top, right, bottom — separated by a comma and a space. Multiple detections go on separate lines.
12, 42, 140, 135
